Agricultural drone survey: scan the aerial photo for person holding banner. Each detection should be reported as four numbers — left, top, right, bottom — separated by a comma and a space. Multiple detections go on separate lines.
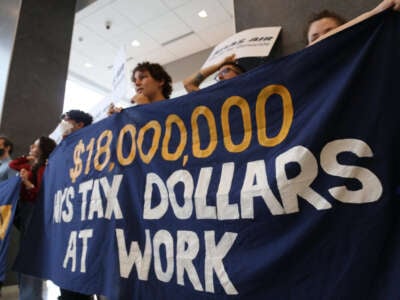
9, 136, 56, 300
131, 61, 172, 104
306, 10, 346, 45
183, 54, 246, 93
108, 61, 173, 115
59, 110, 93, 140
57, 110, 94, 300
308, 0, 400, 45
0, 136, 16, 295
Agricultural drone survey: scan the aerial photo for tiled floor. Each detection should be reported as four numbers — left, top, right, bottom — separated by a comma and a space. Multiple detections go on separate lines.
1, 285, 18, 299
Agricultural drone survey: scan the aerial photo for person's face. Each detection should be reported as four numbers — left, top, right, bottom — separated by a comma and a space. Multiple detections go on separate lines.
307, 17, 341, 44
66, 119, 83, 133
216, 65, 241, 81
61, 118, 84, 137
0, 139, 9, 158
132, 70, 164, 102
29, 139, 41, 158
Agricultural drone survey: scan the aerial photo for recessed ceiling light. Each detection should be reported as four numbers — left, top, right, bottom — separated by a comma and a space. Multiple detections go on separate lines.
198, 10, 208, 18
84, 62, 93, 68
131, 40, 141, 47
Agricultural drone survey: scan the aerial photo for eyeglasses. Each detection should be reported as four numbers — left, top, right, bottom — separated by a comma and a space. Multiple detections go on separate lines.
214, 67, 239, 81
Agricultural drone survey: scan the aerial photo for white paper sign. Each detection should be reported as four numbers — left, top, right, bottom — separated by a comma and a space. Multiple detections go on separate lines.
49, 123, 64, 144
90, 95, 114, 123
202, 27, 281, 68
112, 46, 128, 102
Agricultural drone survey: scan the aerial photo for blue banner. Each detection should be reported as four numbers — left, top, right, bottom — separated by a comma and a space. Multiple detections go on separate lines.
0, 176, 21, 281
16, 11, 400, 299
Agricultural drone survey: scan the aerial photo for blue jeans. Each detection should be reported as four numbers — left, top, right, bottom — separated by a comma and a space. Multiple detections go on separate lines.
19, 273, 43, 300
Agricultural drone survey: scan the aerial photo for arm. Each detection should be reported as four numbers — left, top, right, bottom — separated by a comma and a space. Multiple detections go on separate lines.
20, 166, 44, 202
183, 54, 236, 93
311, 0, 400, 45
9, 156, 30, 171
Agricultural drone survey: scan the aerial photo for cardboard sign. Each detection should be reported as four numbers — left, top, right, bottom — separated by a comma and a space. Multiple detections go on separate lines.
203, 27, 281, 68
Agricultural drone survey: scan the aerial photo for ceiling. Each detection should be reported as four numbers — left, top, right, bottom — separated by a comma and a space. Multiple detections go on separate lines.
68, 0, 235, 93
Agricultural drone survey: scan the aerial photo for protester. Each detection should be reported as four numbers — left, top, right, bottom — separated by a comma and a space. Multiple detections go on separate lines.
0, 136, 17, 182
183, 54, 246, 93
59, 110, 93, 139
0, 136, 17, 295
57, 110, 93, 300
308, 0, 400, 45
108, 61, 172, 114
9, 136, 56, 300
131, 61, 172, 103
306, 10, 346, 44
106, 62, 173, 299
